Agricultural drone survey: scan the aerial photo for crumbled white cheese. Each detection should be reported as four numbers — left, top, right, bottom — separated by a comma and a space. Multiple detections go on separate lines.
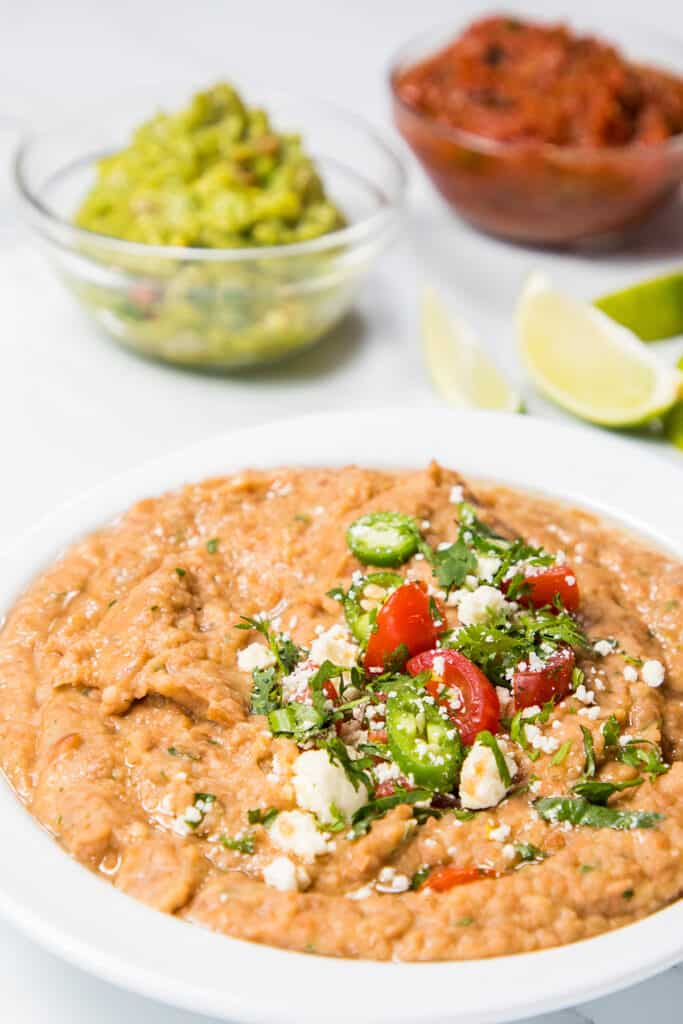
310, 624, 360, 669
623, 665, 639, 683
574, 684, 595, 706
281, 661, 316, 703
263, 856, 310, 892
376, 866, 411, 894
489, 823, 511, 843
293, 748, 368, 824
237, 642, 276, 672
460, 739, 516, 810
431, 655, 446, 678
476, 554, 501, 582
449, 484, 464, 504
269, 810, 330, 862
495, 686, 512, 712
346, 884, 374, 901
593, 639, 616, 657
641, 659, 665, 688
502, 843, 516, 862
455, 585, 509, 626
578, 706, 601, 720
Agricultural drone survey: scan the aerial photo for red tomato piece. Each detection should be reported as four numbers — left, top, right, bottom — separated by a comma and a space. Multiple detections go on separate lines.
511, 565, 580, 613
512, 644, 575, 709
420, 865, 494, 892
407, 648, 501, 746
364, 582, 442, 672
321, 680, 338, 703
367, 729, 388, 745
375, 777, 413, 798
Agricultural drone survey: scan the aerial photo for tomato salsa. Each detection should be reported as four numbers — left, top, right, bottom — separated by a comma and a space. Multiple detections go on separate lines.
391, 16, 683, 243
395, 16, 683, 147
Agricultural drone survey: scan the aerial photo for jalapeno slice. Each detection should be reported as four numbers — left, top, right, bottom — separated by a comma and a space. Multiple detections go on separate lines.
386, 690, 462, 792
343, 571, 404, 644
346, 512, 421, 567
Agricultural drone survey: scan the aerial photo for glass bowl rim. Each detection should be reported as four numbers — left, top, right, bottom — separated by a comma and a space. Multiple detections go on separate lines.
387, 18, 683, 161
13, 89, 408, 263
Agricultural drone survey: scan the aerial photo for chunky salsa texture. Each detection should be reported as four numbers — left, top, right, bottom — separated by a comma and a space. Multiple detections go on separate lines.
395, 16, 683, 146
75, 82, 344, 247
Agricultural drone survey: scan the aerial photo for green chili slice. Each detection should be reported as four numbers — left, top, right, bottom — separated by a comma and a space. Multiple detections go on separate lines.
386, 690, 462, 792
346, 512, 421, 567
343, 571, 403, 644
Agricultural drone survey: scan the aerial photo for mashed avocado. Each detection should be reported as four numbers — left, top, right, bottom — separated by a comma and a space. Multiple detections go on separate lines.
75, 82, 344, 248
69, 83, 356, 369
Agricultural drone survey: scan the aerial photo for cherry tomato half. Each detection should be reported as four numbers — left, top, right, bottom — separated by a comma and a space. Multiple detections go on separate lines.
512, 644, 575, 709
420, 865, 494, 892
511, 565, 580, 613
406, 648, 501, 746
364, 582, 445, 672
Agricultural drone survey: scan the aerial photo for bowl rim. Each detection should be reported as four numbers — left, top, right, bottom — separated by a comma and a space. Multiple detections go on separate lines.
387, 17, 683, 160
0, 407, 682, 1024
13, 89, 408, 262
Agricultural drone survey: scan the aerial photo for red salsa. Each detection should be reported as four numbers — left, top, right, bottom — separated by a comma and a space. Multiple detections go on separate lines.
395, 16, 683, 147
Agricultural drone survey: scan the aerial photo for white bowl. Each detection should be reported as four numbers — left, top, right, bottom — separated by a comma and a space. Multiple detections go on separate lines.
0, 408, 681, 1024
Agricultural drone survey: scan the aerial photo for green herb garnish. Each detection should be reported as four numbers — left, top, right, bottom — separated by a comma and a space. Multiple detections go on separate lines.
514, 842, 547, 863
551, 740, 572, 766
167, 746, 199, 761
476, 730, 511, 787
535, 796, 662, 830
350, 788, 431, 838
247, 807, 279, 827
206, 538, 219, 554
220, 834, 255, 854
580, 726, 597, 778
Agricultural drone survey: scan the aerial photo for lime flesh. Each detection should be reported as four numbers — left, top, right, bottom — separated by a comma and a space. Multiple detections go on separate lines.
421, 288, 521, 413
517, 275, 682, 428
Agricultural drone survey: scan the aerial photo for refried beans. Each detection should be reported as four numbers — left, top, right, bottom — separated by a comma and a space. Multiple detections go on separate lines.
0, 464, 681, 960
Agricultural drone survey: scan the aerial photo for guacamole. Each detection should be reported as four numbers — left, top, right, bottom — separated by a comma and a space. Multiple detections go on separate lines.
75, 82, 344, 248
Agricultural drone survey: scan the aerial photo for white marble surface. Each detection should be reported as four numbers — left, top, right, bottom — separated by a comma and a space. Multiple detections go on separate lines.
1, 0, 682, 1020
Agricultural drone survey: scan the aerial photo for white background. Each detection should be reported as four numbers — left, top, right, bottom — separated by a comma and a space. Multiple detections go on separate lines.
1, 0, 683, 1021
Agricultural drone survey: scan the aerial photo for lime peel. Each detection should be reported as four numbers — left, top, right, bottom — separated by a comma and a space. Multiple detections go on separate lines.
595, 272, 683, 342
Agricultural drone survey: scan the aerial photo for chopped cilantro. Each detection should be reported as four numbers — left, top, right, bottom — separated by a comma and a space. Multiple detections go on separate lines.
535, 796, 662, 830
514, 842, 547, 863
350, 788, 431, 838
476, 730, 511, 787
431, 537, 477, 594
175, 567, 186, 578
220, 834, 255, 854
448, 606, 588, 687
247, 807, 279, 827
411, 865, 433, 890
602, 715, 621, 748
572, 778, 643, 805
551, 740, 572, 766
167, 746, 199, 761
206, 538, 219, 554
580, 726, 596, 778
618, 739, 669, 779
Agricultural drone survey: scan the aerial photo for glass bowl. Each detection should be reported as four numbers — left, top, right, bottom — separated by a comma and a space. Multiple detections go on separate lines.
15, 90, 406, 370
389, 18, 683, 247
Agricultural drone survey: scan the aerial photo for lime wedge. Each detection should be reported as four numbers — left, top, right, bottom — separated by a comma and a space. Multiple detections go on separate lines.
516, 274, 683, 427
595, 271, 683, 341
664, 401, 683, 451
421, 288, 522, 413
